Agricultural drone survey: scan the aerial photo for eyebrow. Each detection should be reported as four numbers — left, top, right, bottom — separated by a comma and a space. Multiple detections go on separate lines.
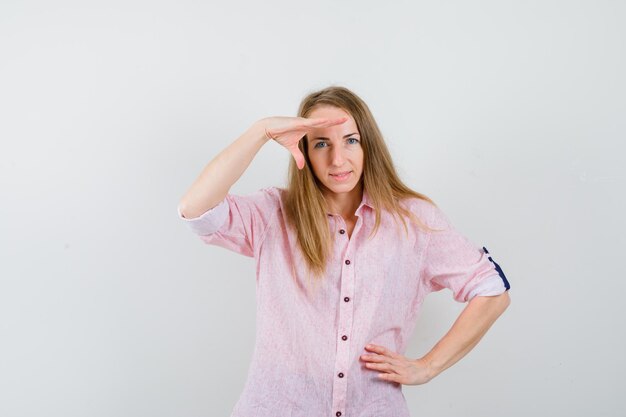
312, 132, 360, 140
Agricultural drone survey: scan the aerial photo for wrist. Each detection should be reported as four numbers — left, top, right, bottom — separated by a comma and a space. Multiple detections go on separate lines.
250, 119, 273, 144
417, 355, 444, 381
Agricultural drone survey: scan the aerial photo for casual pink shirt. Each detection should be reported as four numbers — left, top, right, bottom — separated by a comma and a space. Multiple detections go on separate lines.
178, 187, 510, 417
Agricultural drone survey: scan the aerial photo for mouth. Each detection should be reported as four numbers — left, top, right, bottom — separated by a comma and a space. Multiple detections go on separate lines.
329, 171, 352, 181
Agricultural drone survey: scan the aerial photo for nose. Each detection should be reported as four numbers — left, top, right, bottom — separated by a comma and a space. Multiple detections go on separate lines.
330, 145, 346, 166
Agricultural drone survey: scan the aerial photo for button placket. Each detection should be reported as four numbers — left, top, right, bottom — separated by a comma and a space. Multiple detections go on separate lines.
331, 216, 360, 415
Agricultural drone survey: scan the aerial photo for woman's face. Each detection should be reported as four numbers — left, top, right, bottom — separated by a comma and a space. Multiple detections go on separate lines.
306, 105, 364, 196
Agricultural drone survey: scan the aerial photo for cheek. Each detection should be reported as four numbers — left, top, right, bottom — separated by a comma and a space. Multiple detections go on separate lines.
308, 154, 325, 176
352, 150, 364, 170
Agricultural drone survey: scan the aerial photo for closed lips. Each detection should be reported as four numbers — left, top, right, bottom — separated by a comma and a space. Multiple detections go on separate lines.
331, 171, 351, 176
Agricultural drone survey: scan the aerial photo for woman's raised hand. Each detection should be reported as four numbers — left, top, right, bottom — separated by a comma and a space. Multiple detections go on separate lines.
258, 116, 348, 169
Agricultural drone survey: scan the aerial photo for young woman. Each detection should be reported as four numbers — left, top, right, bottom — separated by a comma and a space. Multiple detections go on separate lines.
178, 86, 511, 417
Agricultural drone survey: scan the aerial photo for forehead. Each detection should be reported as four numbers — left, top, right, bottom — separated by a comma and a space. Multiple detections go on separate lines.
307, 106, 359, 137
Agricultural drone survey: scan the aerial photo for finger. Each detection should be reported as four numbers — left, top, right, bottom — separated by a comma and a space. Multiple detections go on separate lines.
365, 344, 389, 355
378, 373, 401, 383
329, 116, 349, 124
304, 117, 329, 124
289, 147, 305, 170
270, 120, 320, 136
287, 118, 326, 131
303, 116, 348, 128
365, 344, 401, 360
363, 355, 403, 372
364, 362, 391, 372
361, 353, 387, 363
270, 117, 347, 137
317, 116, 348, 127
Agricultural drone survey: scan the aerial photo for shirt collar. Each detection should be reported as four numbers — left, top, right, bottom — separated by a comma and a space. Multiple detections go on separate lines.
325, 189, 374, 216
360, 189, 374, 210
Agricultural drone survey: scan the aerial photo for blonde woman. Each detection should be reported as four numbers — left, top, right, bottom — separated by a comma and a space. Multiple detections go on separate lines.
178, 86, 511, 417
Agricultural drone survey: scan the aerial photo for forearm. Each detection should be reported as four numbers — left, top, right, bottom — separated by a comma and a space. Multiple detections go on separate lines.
420, 291, 510, 380
178, 121, 270, 218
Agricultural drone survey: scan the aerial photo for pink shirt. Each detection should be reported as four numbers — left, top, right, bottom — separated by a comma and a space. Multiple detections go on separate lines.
178, 187, 509, 417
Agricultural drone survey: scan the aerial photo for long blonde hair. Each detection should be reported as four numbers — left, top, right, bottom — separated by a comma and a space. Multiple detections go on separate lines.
284, 85, 437, 280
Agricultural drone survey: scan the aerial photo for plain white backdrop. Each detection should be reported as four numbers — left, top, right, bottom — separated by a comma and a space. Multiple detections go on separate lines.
1, 0, 624, 416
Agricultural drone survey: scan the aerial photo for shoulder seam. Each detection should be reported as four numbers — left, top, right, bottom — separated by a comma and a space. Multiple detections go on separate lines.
254, 188, 281, 257
417, 202, 437, 291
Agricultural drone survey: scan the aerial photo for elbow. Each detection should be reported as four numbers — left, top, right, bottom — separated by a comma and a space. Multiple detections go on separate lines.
177, 201, 188, 219
503, 290, 511, 306
497, 291, 511, 313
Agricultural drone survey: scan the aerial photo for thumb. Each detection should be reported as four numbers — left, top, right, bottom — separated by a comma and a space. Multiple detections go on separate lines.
288, 145, 305, 170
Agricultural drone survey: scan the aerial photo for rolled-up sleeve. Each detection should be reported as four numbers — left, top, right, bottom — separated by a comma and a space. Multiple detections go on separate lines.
177, 187, 279, 258
178, 199, 229, 235
420, 204, 511, 303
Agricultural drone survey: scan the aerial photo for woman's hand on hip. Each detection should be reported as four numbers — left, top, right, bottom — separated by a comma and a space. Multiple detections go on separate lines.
360, 344, 435, 386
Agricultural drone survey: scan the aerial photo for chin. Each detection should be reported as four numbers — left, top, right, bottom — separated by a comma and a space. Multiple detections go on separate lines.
324, 181, 358, 194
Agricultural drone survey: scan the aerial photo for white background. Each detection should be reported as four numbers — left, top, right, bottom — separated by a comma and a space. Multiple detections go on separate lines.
1, 0, 624, 416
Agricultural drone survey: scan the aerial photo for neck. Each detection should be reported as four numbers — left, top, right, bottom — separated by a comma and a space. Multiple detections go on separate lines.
323, 182, 364, 219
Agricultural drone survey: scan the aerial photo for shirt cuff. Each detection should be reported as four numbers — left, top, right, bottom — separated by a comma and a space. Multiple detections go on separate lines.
467, 274, 508, 301
177, 199, 229, 236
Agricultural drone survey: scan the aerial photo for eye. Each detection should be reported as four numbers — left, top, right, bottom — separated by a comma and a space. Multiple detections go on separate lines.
347, 137, 359, 144
313, 141, 327, 148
